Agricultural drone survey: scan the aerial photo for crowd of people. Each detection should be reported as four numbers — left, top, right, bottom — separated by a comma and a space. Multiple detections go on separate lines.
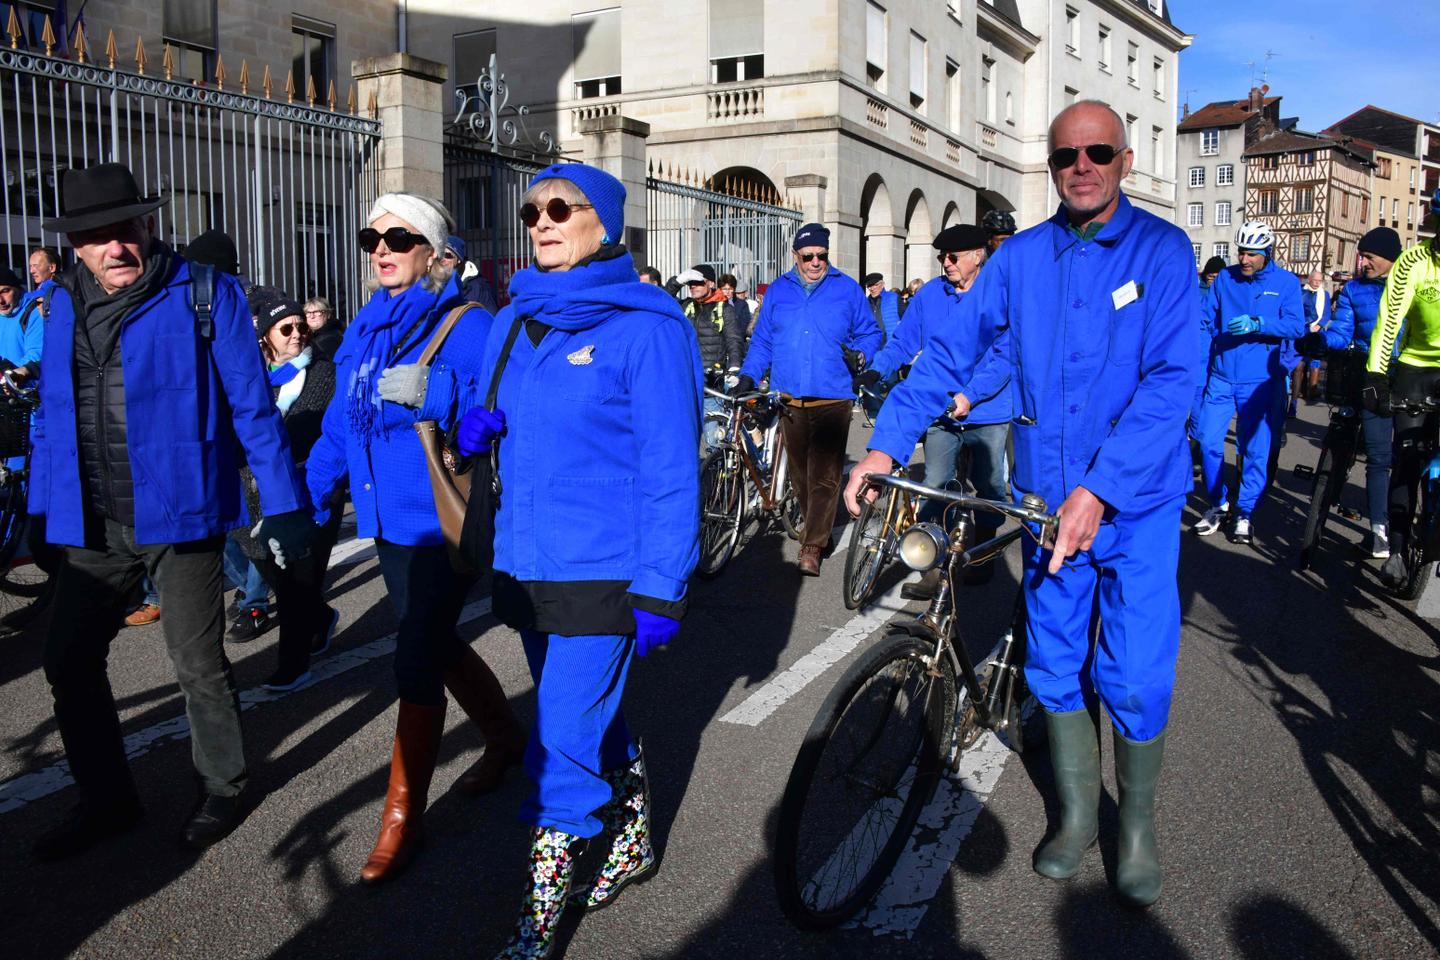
5, 92, 1440, 960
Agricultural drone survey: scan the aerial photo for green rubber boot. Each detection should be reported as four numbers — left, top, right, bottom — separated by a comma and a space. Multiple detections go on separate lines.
1113, 727, 1166, 907
1032, 707, 1101, 880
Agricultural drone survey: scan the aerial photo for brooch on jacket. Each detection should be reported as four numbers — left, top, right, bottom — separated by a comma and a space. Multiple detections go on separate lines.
567, 345, 596, 366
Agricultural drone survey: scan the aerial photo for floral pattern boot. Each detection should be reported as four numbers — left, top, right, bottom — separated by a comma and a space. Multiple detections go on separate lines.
574, 751, 657, 911
495, 827, 583, 960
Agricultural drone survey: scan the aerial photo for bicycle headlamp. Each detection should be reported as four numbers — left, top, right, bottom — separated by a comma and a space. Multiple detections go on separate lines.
898, 522, 949, 572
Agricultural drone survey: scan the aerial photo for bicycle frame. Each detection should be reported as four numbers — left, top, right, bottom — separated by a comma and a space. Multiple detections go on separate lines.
706, 387, 791, 516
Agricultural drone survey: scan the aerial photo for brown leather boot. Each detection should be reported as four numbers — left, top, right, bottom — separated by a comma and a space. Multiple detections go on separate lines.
798, 545, 822, 576
443, 645, 526, 796
360, 701, 446, 884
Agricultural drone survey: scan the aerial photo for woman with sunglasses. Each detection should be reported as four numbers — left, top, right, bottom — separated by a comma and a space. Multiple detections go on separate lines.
230, 287, 341, 691
304, 193, 527, 884
732, 222, 882, 575
452, 163, 700, 959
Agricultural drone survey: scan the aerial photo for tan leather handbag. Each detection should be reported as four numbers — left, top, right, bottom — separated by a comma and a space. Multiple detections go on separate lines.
413, 303, 483, 566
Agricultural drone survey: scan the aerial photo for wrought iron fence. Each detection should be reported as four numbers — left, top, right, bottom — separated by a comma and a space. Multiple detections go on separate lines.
442, 137, 550, 306
0, 26, 381, 320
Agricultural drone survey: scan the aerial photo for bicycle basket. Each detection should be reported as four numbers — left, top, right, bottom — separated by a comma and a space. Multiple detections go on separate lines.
0, 401, 29, 459
1323, 350, 1368, 406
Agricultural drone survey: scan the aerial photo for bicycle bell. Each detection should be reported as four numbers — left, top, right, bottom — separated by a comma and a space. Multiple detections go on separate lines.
1019, 492, 1047, 515
899, 522, 949, 572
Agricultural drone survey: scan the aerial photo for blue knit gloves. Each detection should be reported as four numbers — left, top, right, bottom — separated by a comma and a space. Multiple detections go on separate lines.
633, 608, 680, 657
1227, 314, 1262, 336
457, 407, 506, 456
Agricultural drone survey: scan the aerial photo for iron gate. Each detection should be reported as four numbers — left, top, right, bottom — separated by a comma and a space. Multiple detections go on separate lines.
442, 137, 547, 307
646, 173, 803, 290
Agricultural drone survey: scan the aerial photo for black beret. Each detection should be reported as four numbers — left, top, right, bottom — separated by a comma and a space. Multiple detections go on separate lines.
186, 229, 240, 276
863, 272, 884, 287
932, 224, 988, 252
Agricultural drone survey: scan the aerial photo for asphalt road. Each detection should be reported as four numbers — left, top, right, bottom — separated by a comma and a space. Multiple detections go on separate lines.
1, 400, 1437, 960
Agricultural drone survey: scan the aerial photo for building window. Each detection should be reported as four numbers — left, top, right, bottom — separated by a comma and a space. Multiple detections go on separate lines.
1201, 129, 1218, 156
1298, 150, 1316, 166
1377, 157, 1392, 179
1361, 196, 1369, 221
1065, 7, 1079, 55
945, 58, 961, 132
1393, 198, 1400, 221
982, 57, 995, 123
573, 8, 622, 98
1153, 58, 1164, 99
908, 31, 926, 111
866, 1, 887, 90
1212, 242, 1230, 262
1187, 203, 1203, 227
1296, 186, 1314, 213
1192, 242, 1202, 266
710, 0, 764, 83
1126, 114, 1138, 164
1409, 202, 1415, 228
1004, 91, 1014, 124
453, 28, 496, 105
1126, 41, 1138, 86
291, 16, 335, 100
1216, 201, 1232, 225
163, 0, 215, 84
1411, 167, 1418, 189
1341, 191, 1350, 217
1098, 26, 1111, 71
1217, 163, 1234, 186
1260, 155, 1279, 170
1188, 166, 1205, 188
1063, 85, 1078, 107
1151, 127, 1163, 176
1259, 190, 1279, 214
1293, 235, 1311, 262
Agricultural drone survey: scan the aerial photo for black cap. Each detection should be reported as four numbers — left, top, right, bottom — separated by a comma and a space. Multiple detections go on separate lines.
0, 267, 23, 289
247, 285, 304, 336
932, 224, 988, 252
1358, 227, 1402, 263
186, 229, 240, 276
691, 263, 717, 284
863, 272, 884, 287
1202, 256, 1226, 275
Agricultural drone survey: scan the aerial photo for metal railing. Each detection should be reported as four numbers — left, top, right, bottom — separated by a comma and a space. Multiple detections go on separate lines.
0, 38, 381, 320
442, 137, 550, 307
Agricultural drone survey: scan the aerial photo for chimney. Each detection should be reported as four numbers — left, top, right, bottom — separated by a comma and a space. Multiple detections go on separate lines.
1182, 101, 1190, 120
1248, 86, 1263, 113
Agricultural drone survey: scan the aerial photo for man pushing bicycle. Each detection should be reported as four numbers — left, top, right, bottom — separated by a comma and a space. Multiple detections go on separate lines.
844, 100, 1199, 908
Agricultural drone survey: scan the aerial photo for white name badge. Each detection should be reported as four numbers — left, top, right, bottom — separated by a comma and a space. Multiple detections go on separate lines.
1112, 280, 1138, 310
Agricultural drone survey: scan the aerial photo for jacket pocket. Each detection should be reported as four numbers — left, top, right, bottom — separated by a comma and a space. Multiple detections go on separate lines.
141, 439, 220, 521
544, 475, 636, 567
1106, 301, 1146, 366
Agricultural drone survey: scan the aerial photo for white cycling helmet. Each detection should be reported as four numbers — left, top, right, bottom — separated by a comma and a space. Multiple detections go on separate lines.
1235, 220, 1275, 252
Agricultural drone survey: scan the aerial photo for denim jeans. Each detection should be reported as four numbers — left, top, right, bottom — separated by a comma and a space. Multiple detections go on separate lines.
223, 537, 269, 611
43, 518, 246, 802
920, 421, 1011, 533
374, 539, 473, 706
1360, 408, 1393, 527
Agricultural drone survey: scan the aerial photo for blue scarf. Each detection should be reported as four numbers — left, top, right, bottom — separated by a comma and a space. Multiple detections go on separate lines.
345, 273, 461, 442
507, 248, 683, 332
268, 349, 310, 387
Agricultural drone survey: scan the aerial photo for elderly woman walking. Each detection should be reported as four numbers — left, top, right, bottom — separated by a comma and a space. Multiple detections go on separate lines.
305, 193, 527, 883
455, 164, 701, 959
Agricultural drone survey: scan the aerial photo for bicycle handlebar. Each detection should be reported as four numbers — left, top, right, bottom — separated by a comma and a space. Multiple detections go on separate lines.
703, 385, 782, 405
862, 472, 1059, 532
1393, 396, 1440, 416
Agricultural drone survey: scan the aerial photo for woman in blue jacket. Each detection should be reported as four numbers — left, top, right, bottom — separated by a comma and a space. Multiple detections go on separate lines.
305, 193, 526, 884
454, 164, 701, 960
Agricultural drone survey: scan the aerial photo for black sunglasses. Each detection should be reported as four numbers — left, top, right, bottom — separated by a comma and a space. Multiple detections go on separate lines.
520, 197, 595, 227
798, 252, 829, 264
274, 322, 306, 338
1048, 143, 1121, 169
358, 227, 430, 254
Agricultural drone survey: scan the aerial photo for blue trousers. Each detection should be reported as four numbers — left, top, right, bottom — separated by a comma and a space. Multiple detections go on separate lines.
1199, 376, 1279, 516
1022, 498, 1182, 742
920, 421, 1010, 533
1360, 409, 1393, 526
519, 629, 638, 838
222, 537, 269, 611
1188, 383, 1206, 441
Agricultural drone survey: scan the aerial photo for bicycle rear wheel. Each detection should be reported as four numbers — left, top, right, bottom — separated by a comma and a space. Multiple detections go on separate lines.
774, 633, 956, 930
696, 448, 744, 579
1297, 448, 1337, 572
778, 450, 805, 541
842, 491, 892, 610
1400, 519, 1435, 601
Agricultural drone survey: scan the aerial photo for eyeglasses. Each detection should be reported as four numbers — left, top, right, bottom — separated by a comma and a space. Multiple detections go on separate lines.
519, 197, 595, 227
358, 227, 430, 254
440, 251, 459, 261
1047, 143, 1121, 170
275, 322, 305, 338
798, 252, 829, 264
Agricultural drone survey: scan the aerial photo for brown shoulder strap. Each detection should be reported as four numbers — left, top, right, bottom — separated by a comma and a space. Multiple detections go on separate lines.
416, 303, 482, 369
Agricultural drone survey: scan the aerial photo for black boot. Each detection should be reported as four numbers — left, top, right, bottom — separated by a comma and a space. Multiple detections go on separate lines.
1033, 708, 1101, 879
33, 797, 143, 862
901, 568, 943, 600
1113, 727, 1166, 907
181, 792, 244, 850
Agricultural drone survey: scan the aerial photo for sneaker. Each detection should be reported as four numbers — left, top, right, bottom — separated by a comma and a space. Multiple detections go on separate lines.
262, 667, 313, 693
124, 603, 162, 627
310, 605, 339, 656
226, 606, 273, 644
1193, 504, 1229, 536
1230, 515, 1253, 545
1370, 525, 1391, 560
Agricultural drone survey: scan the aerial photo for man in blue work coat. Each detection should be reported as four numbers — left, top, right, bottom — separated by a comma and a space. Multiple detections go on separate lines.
845, 101, 1199, 908
1192, 221, 1306, 545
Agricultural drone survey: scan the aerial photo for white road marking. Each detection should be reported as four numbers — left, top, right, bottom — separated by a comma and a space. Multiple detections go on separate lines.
327, 535, 375, 569
0, 599, 492, 816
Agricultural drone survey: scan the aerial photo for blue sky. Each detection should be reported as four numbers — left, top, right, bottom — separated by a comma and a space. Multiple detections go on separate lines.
1168, 0, 1440, 131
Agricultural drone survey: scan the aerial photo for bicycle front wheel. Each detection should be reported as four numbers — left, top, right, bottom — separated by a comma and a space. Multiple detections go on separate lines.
1297, 448, 1337, 572
774, 633, 956, 930
842, 491, 893, 610
696, 448, 743, 579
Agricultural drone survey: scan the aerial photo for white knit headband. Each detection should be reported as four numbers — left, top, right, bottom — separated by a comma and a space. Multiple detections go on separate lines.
367, 193, 454, 255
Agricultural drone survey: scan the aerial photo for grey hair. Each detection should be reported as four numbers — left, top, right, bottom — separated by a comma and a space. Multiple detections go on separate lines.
303, 296, 332, 317
1048, 100, 1128, 150
522, 177, 590, 207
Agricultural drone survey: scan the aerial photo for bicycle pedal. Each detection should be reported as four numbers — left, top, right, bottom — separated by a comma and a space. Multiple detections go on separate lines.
1337, 507, 1362, 520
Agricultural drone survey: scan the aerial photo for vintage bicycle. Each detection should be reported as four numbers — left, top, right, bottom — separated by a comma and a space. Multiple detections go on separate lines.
0, 373, 47, 614
1294, 346, 1369, 571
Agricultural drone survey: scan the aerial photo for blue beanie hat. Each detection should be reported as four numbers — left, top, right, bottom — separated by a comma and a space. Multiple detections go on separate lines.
529, 163, 626, 243
445, 234, 466, 260
793, 222, 830, 251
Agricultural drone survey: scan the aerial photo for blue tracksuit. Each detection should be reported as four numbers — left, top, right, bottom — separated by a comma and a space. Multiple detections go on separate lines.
1197, 261, 1306, 516
741, 265, 881, 399
870, 193, 1199, 741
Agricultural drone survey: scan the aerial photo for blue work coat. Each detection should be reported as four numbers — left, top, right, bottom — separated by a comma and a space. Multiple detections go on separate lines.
1324, 277, 1386, 353
29, 258, 306, 546
741, 266, 881, 399
1301, 286, 1331, 329
1202, 260, 1307, 383
870, 193, 1200, 516
868, 275, 1011, 425
0, 292, 44, 368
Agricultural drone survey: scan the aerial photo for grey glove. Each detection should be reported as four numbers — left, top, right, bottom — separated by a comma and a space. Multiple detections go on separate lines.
376, 363, 430, 408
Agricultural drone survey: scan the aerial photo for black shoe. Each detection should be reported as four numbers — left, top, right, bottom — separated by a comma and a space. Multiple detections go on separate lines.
226, 606, 273, 643
901, 568, 942, 601
33, 798, 143, 862
181, 793, 244, 850
310, 605, 339, 656
1380, 553, 1409, 589
263, 666, 313, 692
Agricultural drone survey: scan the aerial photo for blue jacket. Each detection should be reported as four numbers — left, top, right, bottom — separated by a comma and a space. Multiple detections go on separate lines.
1301, 286, 1331, 329
741, 266, 881, 399
306, 275, 492, 546
1202, 260, 1306, 383
0, 291, 44, 368
486, 264, 702, 607
872, 289, 903, 343
1324, 277, 1385, 353
869, 275, 1011, 425
29, 258, 306, 546
871, 194, 1200, 516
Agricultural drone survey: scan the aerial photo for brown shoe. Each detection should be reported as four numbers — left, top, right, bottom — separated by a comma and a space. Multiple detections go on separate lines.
360, 701, 446, 884
124, 604, 161, 627
798, 546, 822, 576
443, 645, 526, 796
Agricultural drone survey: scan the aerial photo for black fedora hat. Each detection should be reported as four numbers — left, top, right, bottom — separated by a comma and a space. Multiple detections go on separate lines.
41, 162, 167, 234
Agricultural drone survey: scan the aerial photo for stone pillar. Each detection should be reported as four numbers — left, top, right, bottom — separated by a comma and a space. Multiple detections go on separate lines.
905, 241, 937, 284
784, 174, 828, 226
580, 115, 651, 260
865, 230, 906, 291
352, 54, 447, 200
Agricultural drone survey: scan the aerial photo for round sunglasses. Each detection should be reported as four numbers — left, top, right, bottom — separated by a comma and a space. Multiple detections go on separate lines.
358, 227, 430, 254
272, 322, 307, 338
520, 197, 595, 227
1048, 143, 1121, 170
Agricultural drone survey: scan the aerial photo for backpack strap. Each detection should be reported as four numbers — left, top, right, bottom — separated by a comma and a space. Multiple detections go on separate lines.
189, 262, 215, 339
485, 315, 526, 410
